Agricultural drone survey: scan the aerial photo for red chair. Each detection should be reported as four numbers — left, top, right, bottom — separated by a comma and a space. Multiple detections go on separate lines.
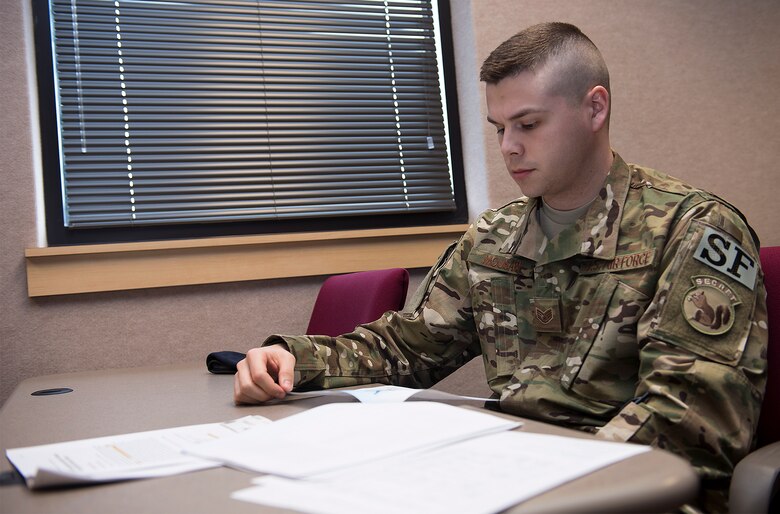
306, 268, 410, 337
730, 246, 780, 513
206, 268, 409, 374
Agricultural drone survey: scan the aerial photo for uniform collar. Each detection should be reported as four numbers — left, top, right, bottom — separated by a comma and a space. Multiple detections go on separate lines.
500, 152, 631, 265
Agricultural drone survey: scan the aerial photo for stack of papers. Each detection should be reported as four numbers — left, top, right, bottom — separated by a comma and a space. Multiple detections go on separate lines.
184, 402, 520, 478
6, 415, 269, 488
284, 385, 497, 404
233, 431, 650, 514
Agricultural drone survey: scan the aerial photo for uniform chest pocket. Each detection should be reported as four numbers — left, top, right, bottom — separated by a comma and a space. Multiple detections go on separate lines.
473, 274, 534, 380
561, 274, 650, 404
486, 277, 521, 377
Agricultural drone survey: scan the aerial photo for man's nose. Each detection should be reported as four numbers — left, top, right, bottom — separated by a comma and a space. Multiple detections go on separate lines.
500, 130, 523, 157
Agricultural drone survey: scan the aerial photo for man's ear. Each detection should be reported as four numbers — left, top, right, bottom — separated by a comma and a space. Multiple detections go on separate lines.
587, 85, 610, 131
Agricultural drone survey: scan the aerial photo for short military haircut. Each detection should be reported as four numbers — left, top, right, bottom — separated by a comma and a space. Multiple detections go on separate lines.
480, 22, 610, 104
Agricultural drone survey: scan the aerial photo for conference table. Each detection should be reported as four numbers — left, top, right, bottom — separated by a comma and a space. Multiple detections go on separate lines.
0, 359, 699, 513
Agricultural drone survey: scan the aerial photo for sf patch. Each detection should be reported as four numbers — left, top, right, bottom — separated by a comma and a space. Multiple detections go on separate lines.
694, 226, 757, 290
682, 276, 741, 335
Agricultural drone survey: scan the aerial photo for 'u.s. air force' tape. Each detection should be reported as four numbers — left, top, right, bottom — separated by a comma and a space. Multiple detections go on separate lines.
694, 226, 757, 290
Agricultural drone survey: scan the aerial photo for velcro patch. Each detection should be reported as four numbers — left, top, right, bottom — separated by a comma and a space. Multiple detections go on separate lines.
578, 249, 655, 275
473, 253, 525, 274
693, 226, 757, 290
530, 297, 563, 333
682, 276, 741, 335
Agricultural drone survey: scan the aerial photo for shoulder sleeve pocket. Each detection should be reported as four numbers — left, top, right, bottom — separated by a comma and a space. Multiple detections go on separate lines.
402, 238, 460, 318
648, 220, 758, 365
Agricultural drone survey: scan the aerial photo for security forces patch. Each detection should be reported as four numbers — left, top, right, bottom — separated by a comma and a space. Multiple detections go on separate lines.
694, 226, 757, 290
682, 276, 741, 335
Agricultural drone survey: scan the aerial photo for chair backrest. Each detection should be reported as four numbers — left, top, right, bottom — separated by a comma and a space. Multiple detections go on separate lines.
306, 268, 410, 337
757, 246, 780, 447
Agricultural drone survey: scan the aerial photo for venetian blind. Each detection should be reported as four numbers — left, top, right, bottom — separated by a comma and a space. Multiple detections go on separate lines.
48, 0, 455, 228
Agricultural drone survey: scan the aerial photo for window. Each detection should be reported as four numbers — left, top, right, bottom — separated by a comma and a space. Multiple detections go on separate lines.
33, 0, 466, 245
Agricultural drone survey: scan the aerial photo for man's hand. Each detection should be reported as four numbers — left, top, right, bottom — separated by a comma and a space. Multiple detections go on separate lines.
233, 345, 296, 404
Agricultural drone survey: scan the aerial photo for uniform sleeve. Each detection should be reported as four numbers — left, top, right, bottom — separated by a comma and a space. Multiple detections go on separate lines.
596, 200, 768, 501
260, 224, 483, 390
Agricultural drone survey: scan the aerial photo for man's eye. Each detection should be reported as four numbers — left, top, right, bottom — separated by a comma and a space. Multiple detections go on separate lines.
520, 122, 537, 130
495, 127, 505, 135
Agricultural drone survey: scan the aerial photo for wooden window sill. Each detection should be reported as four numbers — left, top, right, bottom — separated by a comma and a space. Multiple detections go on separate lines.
25, 224, 468, 297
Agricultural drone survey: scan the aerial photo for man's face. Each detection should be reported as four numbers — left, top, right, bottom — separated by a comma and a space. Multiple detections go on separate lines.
485, 69, 599, 210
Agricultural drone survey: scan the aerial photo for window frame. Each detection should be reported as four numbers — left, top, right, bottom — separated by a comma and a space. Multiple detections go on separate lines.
32, 0, 467, 246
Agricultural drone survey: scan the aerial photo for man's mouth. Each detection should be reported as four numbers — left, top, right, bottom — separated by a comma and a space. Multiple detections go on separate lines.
511, 168, 535, 179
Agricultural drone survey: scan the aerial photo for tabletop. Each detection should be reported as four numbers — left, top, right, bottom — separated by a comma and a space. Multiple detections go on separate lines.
0, 359, 698, 514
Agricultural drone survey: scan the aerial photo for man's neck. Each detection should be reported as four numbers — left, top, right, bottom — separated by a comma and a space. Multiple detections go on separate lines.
543, 145, 613, 210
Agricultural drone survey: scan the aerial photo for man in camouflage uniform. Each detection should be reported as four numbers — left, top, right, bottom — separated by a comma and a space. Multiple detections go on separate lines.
234, 22, 767, 513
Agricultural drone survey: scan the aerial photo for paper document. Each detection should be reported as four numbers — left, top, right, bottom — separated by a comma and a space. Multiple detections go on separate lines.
233, 431, 651, 514
185, 402, 520, 478
6, 415, 270, 489
286, 385, 497, 403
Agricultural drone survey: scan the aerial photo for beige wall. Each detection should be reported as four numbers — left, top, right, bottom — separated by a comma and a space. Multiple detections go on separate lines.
465, 0, 780, 244
1, 0, 779, 406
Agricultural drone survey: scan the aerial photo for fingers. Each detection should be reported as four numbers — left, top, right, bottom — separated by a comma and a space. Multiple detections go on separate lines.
233, 359, 274, 404
274, 348, 295, 393
233, 346, 296, 405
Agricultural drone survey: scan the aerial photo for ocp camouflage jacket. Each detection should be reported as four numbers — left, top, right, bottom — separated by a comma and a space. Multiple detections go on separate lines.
263, 153, 767, 510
